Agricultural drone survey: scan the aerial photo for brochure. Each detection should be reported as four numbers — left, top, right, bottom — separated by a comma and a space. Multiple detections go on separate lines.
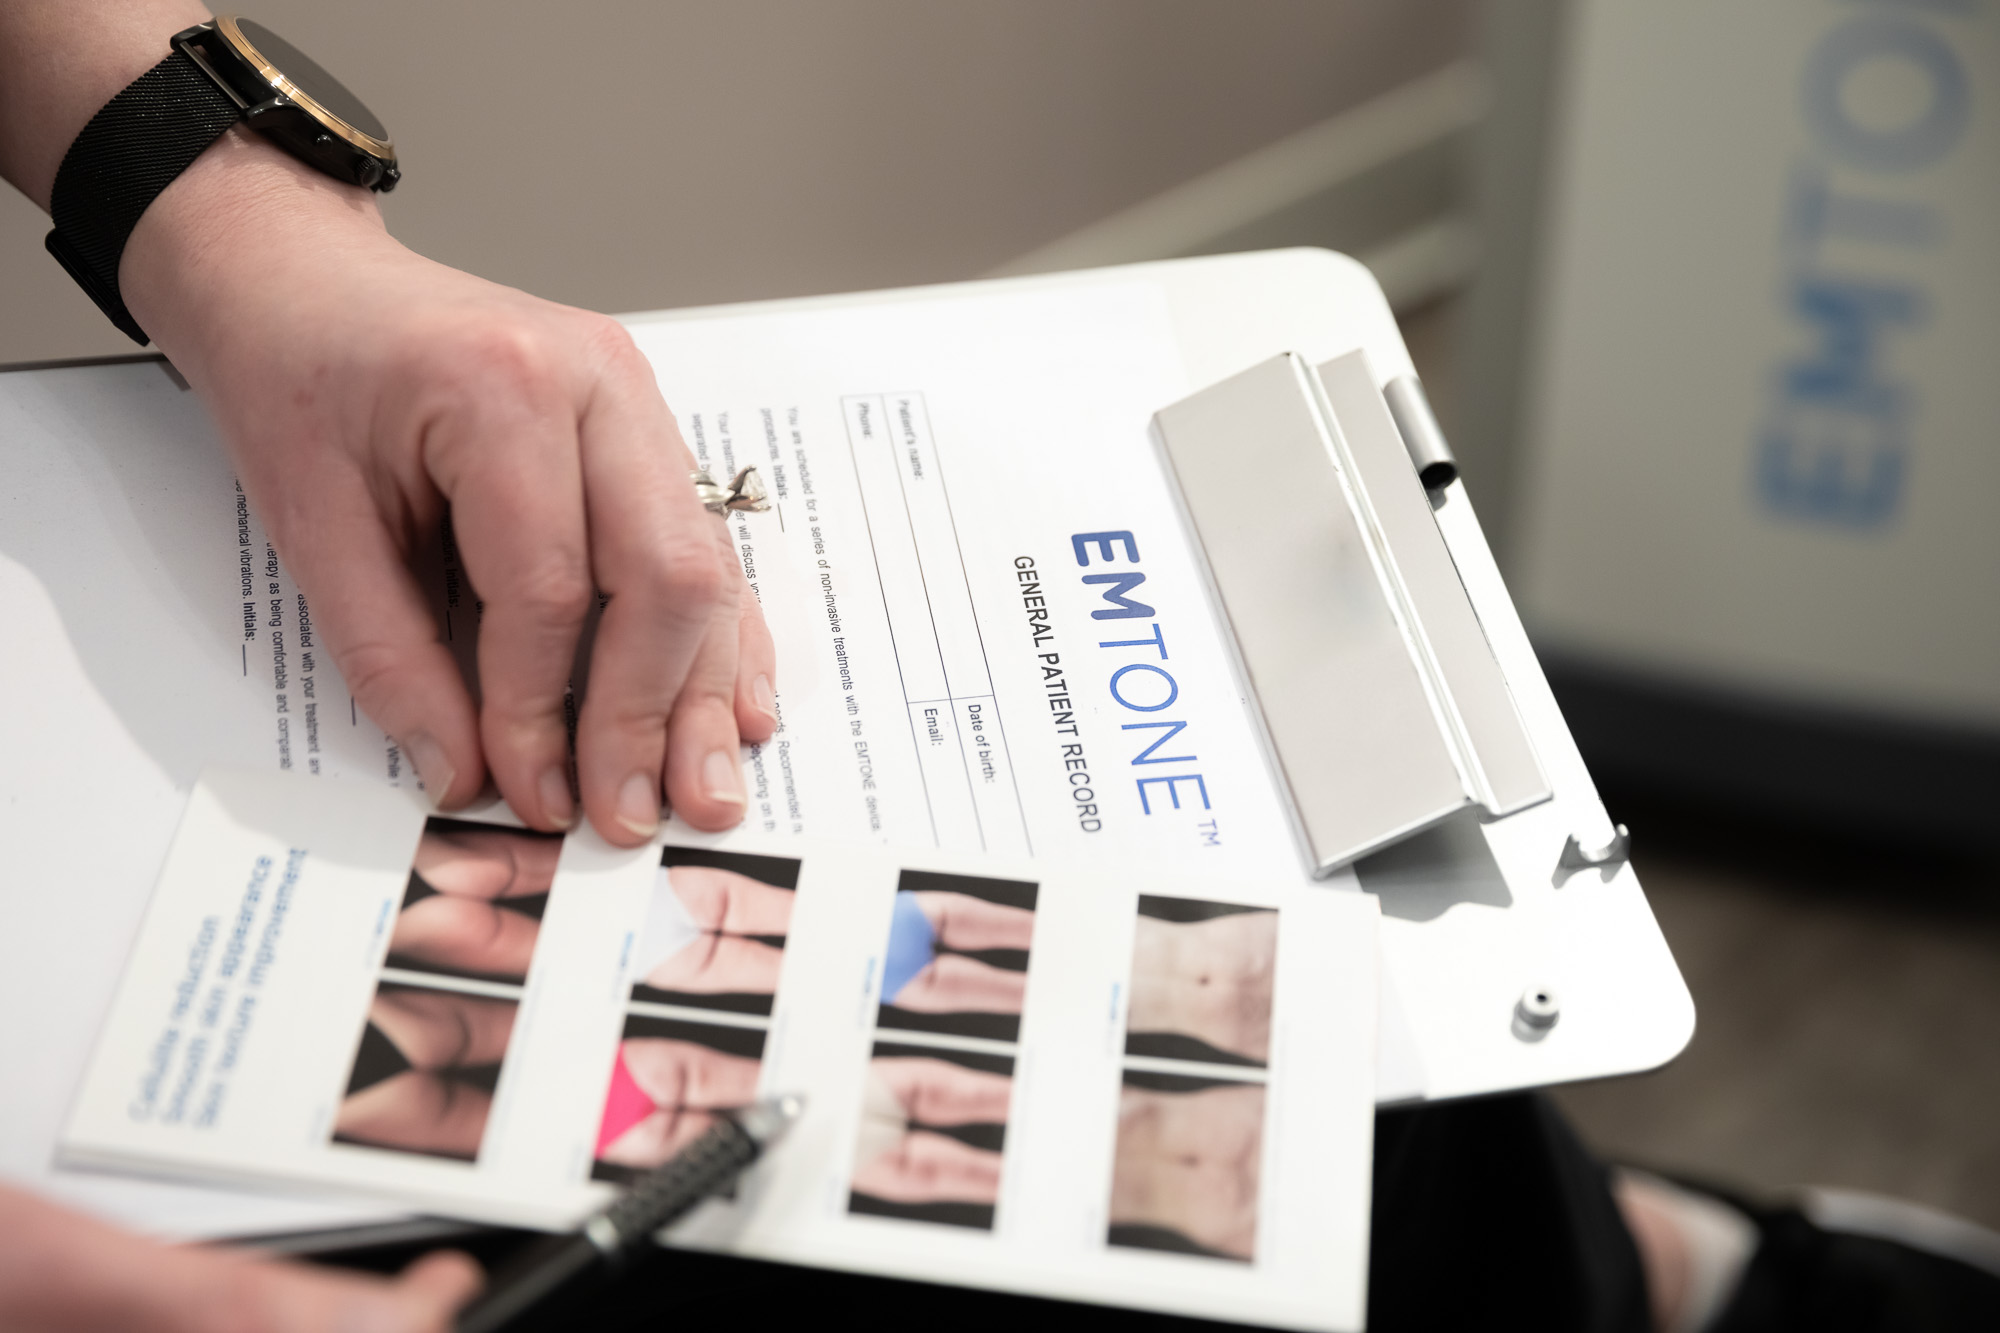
60, 768, 1379, 1331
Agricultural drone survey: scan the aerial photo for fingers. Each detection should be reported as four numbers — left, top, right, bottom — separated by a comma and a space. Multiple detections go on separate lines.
661, 520, 751, 830
296, 500, 483, 809
570, 338, 726, 844
735, 582, 779, 743
0, 1183, 477, 1333
393, 1252, 486, 1320
233, 1247, 480, 1333
424, 356, 592, 834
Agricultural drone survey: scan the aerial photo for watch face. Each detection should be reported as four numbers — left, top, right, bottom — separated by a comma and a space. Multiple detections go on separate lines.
232, 18, 389, 146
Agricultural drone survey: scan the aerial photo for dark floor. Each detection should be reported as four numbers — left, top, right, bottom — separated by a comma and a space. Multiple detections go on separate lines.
1397, 294, 2000, 1235
1551, 796, 2000, 1231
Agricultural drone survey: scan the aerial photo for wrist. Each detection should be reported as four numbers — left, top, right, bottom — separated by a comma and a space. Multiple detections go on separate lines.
119, 123, 390, 368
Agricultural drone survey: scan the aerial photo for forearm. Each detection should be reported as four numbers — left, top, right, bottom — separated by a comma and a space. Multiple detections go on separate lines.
0, 0, 214, 208
0, 2, 385, 365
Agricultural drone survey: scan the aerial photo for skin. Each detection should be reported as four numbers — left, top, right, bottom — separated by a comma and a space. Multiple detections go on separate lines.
910, 891, 1034, 953
0, 0, 778, 850
390, 827, 562, 979
1615, 1172, 1699, 1333
890, 952, 1027, 1016
642, 865, 794, 994
1127, 910, 1277, 1064
335, 1072, 494, 1161
599, 1038, 763, 1169
365, 987, 519, 1072
850, 1132, 1003, 1207
851, 1059, 1009, 1206
880, 890, 1035, 1015
0, 1182, 478, 1333
869, 1057, 1013, 1128
1109, 1083, 1266, 1262
333, 988, 519, 1158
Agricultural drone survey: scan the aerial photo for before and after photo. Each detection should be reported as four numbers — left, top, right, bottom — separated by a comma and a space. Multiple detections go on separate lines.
849, 869, 1038, 1231
1107, 896, 1277, 1263
594, 847, 801, 1183
334, 817, 561, 1162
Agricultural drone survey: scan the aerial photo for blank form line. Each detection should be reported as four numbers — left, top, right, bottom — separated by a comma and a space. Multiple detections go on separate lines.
903, 392, 1034, 857
841, 397, 939, 847
882, 393, 987, 853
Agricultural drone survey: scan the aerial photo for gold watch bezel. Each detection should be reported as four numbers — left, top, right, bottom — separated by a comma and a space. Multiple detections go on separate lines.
213, 15, 395, 162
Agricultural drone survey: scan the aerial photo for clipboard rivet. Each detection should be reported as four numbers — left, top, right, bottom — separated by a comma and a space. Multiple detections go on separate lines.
1513, 987, 1561, 1042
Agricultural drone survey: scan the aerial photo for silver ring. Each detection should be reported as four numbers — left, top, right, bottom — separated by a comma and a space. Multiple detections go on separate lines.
691, 465, 771, 516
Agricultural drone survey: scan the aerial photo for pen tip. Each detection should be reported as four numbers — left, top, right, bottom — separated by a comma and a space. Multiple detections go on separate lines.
737, 1092, 807, 1143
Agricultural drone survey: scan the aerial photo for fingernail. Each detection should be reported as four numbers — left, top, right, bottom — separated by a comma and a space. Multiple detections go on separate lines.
703, 750, 745, 806
616, 772, 661, 839
539, 765, 576, 830
753, 674, 777, 724
403, 732, 455, 806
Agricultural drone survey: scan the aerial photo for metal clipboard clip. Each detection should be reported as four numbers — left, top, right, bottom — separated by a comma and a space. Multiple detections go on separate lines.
1152, 350, 1552, 877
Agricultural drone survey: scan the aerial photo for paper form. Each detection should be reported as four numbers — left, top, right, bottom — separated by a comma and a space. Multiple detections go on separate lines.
45, 281, 1384, 1328
619, 283, 1309, 891
128, 280, 1307, 889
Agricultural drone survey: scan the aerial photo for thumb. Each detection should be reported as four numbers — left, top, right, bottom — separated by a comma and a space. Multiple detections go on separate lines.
226, 1247, 483, 1333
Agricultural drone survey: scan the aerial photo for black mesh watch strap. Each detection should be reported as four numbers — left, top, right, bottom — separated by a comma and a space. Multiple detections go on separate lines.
46, 50, 243, 345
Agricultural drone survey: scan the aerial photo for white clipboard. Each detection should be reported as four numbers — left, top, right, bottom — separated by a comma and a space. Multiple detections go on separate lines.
0, 249, 1692, 1244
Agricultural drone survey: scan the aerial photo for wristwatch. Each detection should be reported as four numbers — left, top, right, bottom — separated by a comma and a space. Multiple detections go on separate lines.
46, 16, 399, 345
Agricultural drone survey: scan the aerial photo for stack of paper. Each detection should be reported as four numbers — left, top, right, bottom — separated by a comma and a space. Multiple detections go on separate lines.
63, 769, 1379, 1330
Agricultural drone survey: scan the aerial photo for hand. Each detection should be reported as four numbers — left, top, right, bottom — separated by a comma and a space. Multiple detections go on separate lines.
390, 825, 560, 980
0, 1182, 479, 1333
1127, 910, 1277, 1064
120, 128, 778, 845
1109, 1082, 1266, 1260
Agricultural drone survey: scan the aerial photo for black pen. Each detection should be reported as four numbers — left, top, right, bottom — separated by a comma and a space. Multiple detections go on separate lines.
455, 1094, 805, 1333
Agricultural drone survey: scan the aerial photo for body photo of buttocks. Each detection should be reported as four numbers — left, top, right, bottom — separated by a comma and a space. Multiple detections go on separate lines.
593, 1014, 769, 1185
849, 1042, 1015, 1232
630, 848, 801, 1016
385, 818, 564, 985
876, 869, 1038, 1043
333, 983, 522, 1164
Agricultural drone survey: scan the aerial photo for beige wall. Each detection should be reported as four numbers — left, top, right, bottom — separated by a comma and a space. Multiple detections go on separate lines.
1, 1, 1467, 364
